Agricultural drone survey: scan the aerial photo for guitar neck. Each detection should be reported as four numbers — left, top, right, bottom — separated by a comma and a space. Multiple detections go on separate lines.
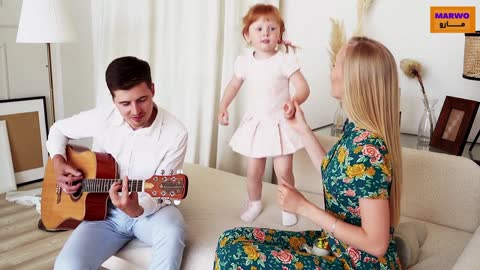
82, 179, 144, 193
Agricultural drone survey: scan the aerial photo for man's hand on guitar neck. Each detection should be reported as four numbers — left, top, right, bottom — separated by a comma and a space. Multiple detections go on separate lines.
109, 177, 145, 218
52, 155, 83, 194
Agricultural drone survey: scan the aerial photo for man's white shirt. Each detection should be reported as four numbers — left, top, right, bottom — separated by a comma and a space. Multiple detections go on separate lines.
46, 104, 188, 218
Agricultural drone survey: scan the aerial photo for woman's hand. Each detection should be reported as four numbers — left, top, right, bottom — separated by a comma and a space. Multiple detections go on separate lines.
278, 180, 309, 215
109, 176, 144, 218
218, 109, 229, 126
286, 101, 310, 135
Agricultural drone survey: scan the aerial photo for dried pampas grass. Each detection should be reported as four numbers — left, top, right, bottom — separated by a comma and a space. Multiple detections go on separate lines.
354, 0, 374, 36
400, 59, 422, 79
400, 58, 434, 133
329, 18, 346, 68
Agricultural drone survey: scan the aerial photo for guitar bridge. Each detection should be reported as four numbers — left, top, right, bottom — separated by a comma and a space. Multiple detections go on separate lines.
56, 185, 62, 204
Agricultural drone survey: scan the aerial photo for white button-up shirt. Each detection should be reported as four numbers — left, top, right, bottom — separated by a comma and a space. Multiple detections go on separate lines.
46, 103, 188, 218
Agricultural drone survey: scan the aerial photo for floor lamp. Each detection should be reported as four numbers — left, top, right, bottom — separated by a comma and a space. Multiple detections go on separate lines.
463, 31, 480, 153
16, 0, 75, 125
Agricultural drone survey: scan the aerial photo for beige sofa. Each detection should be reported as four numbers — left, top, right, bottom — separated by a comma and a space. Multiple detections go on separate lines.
102, 135, 480, 270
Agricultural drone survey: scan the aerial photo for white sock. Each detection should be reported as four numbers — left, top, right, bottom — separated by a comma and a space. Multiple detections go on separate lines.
282, 211, 298, 226
240, 200, 262, 222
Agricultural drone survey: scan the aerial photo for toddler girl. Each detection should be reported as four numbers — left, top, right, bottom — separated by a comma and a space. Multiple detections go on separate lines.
218, 3, 310, 226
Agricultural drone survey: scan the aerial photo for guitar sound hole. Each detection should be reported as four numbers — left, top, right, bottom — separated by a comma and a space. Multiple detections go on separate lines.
71, 180, 82, 200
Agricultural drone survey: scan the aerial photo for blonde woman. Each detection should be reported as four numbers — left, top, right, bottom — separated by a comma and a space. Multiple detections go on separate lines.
214, 37, 402, 269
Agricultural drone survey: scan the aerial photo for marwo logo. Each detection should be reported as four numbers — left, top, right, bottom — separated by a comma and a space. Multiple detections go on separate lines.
430, 6, 476, 33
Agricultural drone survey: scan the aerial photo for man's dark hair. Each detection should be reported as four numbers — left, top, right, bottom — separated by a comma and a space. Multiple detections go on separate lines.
105, 56, 152, 96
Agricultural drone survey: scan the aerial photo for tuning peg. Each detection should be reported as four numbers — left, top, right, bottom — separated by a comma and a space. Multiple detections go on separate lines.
164, 199, 172, 205
176, 169, 183, 174
173, 199, 181, 205
170, 170, 174, 175
160, 169, 165, 176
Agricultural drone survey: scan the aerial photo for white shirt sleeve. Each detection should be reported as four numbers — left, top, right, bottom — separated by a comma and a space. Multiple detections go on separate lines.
156, 130, 188, 174
46, 107, 108, 159
282, 53, 301, 78
136, 129, 188, 218
234, 55, 247, 80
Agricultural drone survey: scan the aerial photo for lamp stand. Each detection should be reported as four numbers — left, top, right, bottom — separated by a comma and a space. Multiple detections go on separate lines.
46, 43, 55, 124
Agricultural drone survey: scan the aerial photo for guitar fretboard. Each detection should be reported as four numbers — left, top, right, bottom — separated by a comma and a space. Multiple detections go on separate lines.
82, 179, 143, 193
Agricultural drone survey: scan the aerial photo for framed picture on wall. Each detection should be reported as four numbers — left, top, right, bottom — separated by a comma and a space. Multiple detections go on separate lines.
0, 96, 48, 184
0, 120, 16, 193
430, 96, 480, 155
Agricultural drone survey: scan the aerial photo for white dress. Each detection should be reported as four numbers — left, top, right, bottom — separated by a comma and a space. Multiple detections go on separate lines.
229, 51, 304, 158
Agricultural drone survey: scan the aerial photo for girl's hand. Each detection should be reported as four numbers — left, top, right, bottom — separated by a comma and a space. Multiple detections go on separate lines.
286, 101, 309, 135
283, 100, 296, 120
218, 109, 229, 125
278, 179, 308, 215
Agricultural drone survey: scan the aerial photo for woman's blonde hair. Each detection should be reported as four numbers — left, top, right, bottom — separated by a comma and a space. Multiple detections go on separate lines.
342, 36, 403, 226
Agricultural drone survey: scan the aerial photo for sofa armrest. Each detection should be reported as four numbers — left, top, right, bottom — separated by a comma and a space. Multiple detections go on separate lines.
452, 226, 480, 270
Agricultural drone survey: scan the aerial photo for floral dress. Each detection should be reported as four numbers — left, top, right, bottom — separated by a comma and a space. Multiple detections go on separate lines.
214, 121, 402, 270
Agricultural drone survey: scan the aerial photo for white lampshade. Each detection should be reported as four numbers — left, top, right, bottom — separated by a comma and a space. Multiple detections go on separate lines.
16, 0, 75, 43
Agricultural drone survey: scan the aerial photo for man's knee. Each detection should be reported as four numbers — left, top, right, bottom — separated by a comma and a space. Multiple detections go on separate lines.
157, 221, 185, 243
54, 251, 99, 270
151, 207, 186, 245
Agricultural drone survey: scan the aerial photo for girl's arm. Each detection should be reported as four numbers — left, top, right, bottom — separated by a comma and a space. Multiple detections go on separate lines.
218, 76, 244, 125
290, 70, 310, 105
279, 182, 391, 258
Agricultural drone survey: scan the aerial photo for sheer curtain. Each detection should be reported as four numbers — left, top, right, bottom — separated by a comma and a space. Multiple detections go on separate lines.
91, 0, 278, 181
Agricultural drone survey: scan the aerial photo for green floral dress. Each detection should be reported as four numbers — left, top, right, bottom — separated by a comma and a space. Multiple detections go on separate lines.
214, 122, 402, 270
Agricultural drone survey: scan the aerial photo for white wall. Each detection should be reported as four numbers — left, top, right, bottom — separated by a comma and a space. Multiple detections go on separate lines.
57, 0, 94, 119
282, 0, 480, 141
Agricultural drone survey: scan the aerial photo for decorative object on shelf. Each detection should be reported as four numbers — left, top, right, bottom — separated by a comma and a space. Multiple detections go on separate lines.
462, 31, 480, 158
430, 96, 479, 156
0, 97, 48, 184
400, 58, 435, 144
328, 18, 346, 68
353, 0, 374, 36
0, 120, 16, 193
417, 98, 438, 144
331, 102, 347, 137
16, 0, 76, 126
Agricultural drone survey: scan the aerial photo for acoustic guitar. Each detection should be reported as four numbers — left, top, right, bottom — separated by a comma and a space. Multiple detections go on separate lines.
40, 145, 188, 230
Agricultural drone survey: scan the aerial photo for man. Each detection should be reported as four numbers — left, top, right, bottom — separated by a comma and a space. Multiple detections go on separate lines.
47, 56, 188, 270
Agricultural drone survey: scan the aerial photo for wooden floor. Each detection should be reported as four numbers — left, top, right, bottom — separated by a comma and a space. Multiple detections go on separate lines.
0, 182, 71, 270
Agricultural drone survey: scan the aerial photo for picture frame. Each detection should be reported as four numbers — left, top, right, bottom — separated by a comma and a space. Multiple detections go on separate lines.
0, 120, 16, 193
0, 96, 48, 184
430, 96, 480, 156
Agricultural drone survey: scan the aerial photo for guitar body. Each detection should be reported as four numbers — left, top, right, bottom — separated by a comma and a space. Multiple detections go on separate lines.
41, 145, 117, 230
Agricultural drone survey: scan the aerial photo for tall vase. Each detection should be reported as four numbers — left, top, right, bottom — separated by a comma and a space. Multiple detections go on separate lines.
331, 102, 347, 137
417, 98, 438, 144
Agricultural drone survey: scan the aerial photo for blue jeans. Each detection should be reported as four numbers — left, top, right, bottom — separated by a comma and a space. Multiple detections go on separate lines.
54, 204, 185, 270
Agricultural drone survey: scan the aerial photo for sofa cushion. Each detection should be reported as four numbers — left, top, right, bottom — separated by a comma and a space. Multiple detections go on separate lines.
452, 225, 480, 270
103, 163, 325, 270
401, 148, 480, 233
103, 155, 477, 270
400, 216, 472, 270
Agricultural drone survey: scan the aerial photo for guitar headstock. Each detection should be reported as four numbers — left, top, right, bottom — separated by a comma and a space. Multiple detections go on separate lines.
144, 172, 188, 200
